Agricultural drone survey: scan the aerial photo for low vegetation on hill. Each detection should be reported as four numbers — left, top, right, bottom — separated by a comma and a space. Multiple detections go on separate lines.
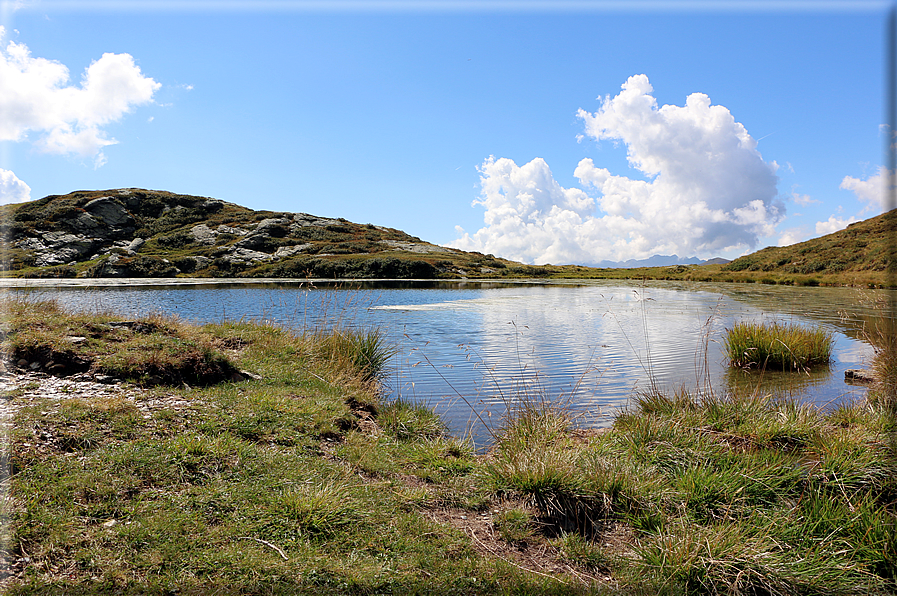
718, 209, 896, 287
1, 188, 893, 286
0, 189, 514, 280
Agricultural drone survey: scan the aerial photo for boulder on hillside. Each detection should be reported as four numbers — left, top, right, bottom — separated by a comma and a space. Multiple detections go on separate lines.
84, 197, 135, 229
190, 224, 218, 245
274, 244, 313, 259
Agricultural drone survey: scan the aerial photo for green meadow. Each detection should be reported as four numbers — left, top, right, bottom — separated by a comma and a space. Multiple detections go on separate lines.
1, 299, 895, 595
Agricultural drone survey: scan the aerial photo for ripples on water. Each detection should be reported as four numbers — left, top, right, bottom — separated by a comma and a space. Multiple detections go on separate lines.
8, 279, 883, 445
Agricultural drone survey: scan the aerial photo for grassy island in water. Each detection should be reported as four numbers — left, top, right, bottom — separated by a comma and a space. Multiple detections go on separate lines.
0, 298, 895, 595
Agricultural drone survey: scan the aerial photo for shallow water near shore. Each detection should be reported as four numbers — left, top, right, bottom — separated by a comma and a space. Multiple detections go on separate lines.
3, 278, 887, 445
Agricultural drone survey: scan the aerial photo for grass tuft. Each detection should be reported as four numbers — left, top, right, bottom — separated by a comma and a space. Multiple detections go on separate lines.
310, 325, 397, 382
378, 398, 444, 442
724, 321, 833, 370
1, 297, 239, 385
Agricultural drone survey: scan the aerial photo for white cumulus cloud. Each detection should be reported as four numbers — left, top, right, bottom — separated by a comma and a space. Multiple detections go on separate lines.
452, 74, 783, 264
777, 227, 808, 247
791, 192, 819, 206
816, 214, 858, 236
0, 169, 31, 204
0, 27, 160, 166
839, 167, 895, 214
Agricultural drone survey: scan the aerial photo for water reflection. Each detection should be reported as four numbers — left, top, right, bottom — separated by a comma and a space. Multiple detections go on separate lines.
5, 279, 883, 443
723, 364, 863, 405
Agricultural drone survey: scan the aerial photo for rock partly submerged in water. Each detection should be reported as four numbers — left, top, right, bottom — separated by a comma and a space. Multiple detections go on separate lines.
844, 369, 875, 384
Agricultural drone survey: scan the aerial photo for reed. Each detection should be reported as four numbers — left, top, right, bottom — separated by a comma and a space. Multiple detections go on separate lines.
724, 321, 833, 370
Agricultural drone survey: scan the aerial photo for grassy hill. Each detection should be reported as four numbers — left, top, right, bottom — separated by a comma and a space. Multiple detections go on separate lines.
1, 188, 893, 287
717, 209, 896, 285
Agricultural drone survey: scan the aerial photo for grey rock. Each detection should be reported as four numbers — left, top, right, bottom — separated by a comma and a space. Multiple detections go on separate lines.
845, 369, 875, 384
15, 237, 47, 251
84, 197, 134, 228
291, 213, 342, 229
217, 224, 249, 236
71, 211, 103, 234
235, 232, 272, 251
190, 224, 218, 245
379, 240, 454, 254
254, 218, 290, 233
95, 254, 127, 277
34, 232, 97, 266
274, 244, 313, 259
127, 238, 145, 253
220, 247, 273, 264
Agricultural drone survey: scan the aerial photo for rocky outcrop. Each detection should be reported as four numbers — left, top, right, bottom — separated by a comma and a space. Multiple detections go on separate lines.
274, 244, 313, 259
190, 224, 218, 245
19, 232, 98, 267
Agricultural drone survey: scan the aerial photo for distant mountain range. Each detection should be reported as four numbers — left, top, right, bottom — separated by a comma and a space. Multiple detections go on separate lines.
591, 255, 730, 268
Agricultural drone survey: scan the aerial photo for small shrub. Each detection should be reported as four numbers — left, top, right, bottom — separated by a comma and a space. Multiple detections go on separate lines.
156, 231, 193, 249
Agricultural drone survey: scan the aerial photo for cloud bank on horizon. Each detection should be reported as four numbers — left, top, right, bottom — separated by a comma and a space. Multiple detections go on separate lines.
451, 74, 884, 265
0, 26, 159, 203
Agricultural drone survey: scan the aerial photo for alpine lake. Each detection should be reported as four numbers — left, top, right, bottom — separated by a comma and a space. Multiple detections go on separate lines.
3, 278, 888, 447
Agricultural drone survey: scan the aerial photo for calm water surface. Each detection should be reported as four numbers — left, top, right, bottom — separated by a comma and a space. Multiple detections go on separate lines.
6, 279, 886, 445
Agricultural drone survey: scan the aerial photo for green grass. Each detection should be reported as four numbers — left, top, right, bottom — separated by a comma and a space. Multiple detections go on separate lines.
3, 300, 896, 595
865, 316, 897, 412
724, 321, 834, 370
485, 387, 897, 595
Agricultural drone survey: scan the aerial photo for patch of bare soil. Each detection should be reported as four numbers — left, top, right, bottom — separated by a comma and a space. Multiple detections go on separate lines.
0, 370, 192, 420
424, 499, 615, 588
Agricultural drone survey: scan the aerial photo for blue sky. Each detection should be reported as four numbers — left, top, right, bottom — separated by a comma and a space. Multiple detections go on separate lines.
0, 1, 893, 264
